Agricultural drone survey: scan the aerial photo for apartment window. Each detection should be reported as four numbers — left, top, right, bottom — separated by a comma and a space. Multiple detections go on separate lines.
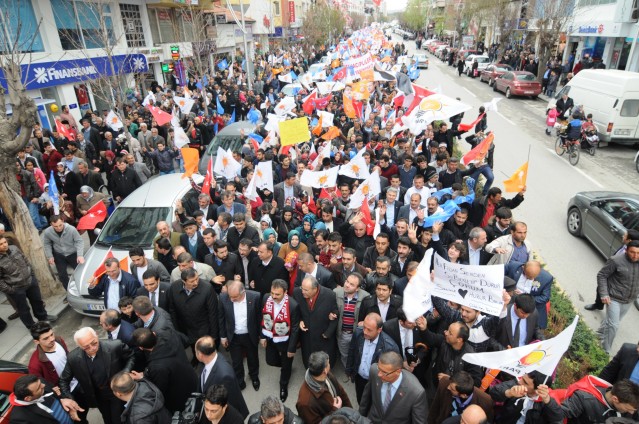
148, 8, 177, 44
120, 3, 146, 48
273, 1, 280, 15
0, 0, 44, 53
51, 0, 115, 50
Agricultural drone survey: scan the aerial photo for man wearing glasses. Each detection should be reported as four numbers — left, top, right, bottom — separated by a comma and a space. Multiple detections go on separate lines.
358, 350, 427, 424
59, 327, 135, 424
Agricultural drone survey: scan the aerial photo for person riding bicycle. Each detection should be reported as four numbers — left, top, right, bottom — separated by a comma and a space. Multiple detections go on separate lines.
563, 112, 583, 147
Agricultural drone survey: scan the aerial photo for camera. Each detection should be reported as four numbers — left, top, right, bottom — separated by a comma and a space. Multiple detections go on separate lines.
405, 343, 428, 366
171, 393, 204, 424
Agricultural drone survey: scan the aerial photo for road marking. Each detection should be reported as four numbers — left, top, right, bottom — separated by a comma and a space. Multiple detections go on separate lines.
462, 87, 477, 98
496, 111, 515, 126
544, 148, 604, 188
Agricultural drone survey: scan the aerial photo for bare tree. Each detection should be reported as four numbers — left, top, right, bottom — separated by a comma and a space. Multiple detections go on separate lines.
529, 0, 574, 80
300, 2, 345, 48
0, 13, 62, 296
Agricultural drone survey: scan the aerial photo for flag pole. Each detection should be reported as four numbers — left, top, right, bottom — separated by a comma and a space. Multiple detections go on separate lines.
527, 144, 531, 165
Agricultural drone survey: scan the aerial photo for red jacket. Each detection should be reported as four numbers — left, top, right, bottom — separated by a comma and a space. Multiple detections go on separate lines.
43, 150, 63, 175
28, 336, 69, 387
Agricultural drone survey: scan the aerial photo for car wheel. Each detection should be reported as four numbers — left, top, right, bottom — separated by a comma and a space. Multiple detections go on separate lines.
506, 88, 512, 99
531, 95, 538, 100
488, 78, 494, 86
635, 155, 639, 173
567, 208, 583, 237
493, 83, 498, 92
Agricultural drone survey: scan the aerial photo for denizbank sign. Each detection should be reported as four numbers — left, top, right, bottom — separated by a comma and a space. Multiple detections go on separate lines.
0, 54, 149, 91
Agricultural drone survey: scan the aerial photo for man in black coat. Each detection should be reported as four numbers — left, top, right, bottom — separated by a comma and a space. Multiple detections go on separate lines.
294, 252, 337, 289
179, 219, 205, 260
166, 268, 219, 349
599, 342, 639, 384
10, 375, 84, 424
219, 280, 262, 390
109, 158, 142, 202
130, 328, 197, 414
137, 270, 170, 310
88, 257, 140, 312
227, 213, 260, 251
195, 335, 249, 420
204, 240, 243, 284
59, 327, 135, 424
248, 241, 289, 295
383, 309, 430, 369
468, 186, 525, 230
494, 294, 545, 349
339, 218, 374, 265
358, 280, 402, 323
292, 275, 339, 368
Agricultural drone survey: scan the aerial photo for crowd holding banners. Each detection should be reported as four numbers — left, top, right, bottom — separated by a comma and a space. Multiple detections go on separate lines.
5, 23, 639, 424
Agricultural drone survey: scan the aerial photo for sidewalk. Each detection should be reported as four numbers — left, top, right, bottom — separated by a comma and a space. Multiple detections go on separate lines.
0, 292, 69, 361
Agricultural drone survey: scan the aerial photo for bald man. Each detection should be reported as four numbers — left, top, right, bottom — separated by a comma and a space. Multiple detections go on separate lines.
505, 260, 554, 329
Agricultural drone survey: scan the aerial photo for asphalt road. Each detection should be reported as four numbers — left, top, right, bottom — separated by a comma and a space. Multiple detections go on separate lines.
408, 37, 639, 354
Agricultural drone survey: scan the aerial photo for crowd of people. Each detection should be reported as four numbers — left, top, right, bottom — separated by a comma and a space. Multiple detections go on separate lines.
3, 25, 639, 424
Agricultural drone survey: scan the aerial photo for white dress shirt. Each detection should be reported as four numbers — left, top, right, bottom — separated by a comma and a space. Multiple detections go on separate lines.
233, 295, 249, 334
377, 298, 390, 322
358, 335, 379, 379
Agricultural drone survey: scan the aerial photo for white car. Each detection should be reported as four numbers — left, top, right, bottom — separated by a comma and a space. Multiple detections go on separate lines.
415, 54, 429, 69
464, 55, 491, 76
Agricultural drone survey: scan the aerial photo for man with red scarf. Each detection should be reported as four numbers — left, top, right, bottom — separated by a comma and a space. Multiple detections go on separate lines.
260, 278, 301, 403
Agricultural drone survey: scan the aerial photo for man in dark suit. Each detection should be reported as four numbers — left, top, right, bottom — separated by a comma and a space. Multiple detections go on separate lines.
330, 247, 368, 287
137, 270, 170, 310
466, 227, 493, 266
227, 213, 260, 252
216, 190, 247, 217
81, 118, 102, 157
295, 252, 337, 289
236, 238, 258, 288
346, 313, 400, 403
358, 280, 402, 323
77, 160, 104, 189
128, 247, 170, 286
428, 372, 494, 424
10, 375, 84, 423
292, 275, 339, 368
397, 193, 425, 225
197, 228, 217, 263
494, 294, 544, 350
273, 173, 304, 206
204, 240, 243, 288
88, 257, 139, 310
377, 186, 403, 229
362, 233, 398, 271
130, 328, 197, 414
99, 309, 135, 347
131, 296, 187, 349
182, 193, 218, 225
505, 260, 553, 329
383, 308, 430, 383
180, 219, 205, 260
359, 351, 428, 424
381, 175, 407, 203
260, 279, 301, 402
59, 327, 135, 424
248, 241, 289, 295
219, 280, 262, 390
599, 342, 639, 384
195, 335, 249, 420
318, 205, 344, 233
166, 267, 219, 351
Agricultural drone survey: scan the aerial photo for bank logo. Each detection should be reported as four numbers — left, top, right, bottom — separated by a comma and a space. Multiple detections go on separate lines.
34, 67, 49, 84
132, 57, 145, 71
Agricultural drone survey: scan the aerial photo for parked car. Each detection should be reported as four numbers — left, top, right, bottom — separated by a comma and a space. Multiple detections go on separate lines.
0, 360, 28, 423
567, 191, 639, 258
428, 42, 447, 54
479, 63, 514, 86
66, 173, 204, 316
464, 55, 491, 76
415, 54, 429, 69
403, 31, 416, 40
493, 71, 542, 99
456, 49, 478, 61
198, 121, 256, 175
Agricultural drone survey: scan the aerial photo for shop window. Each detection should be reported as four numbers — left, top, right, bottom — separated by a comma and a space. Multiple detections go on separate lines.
51, 0, 116, 51
120, 3, 146, 48
0, 0, 44, 53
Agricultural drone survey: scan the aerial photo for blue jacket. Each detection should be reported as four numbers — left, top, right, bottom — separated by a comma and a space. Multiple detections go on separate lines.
505, 261, 553, 329
345, 327, 400, 378
88, 270, 140, 308
567, 118, 583, 139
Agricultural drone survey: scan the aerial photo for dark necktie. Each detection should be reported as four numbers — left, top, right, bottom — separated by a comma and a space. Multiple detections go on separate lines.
383, 382, 392, 412
513, 318, 521, 348
108, 332, 113, 340
151, 291, 156, 306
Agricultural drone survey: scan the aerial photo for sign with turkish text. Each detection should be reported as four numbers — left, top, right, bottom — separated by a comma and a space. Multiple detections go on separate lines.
343, 53, 374, 74
289, 1, 296, 23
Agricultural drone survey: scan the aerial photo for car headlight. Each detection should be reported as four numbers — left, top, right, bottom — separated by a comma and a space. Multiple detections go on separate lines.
67, 279, 80, 297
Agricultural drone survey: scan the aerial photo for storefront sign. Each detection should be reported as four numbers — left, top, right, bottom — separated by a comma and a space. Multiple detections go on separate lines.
289, 1, 295, 24
578, 24, 604, 34
0, 54, 149, 91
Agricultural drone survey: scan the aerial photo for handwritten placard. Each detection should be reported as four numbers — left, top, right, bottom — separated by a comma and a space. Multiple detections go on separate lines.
432, 253, 504, 316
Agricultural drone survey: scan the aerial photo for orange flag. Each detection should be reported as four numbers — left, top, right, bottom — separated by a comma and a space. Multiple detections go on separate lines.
343, 94, 356, 119
312, 115, 323, 136
119, 256, 130, 273
461, 133, 494, 166
321, 126, 340, 140
503, 162, 528, 192
181, 147, 200, 178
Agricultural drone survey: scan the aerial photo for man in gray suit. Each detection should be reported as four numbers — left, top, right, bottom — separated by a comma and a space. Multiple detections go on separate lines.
397, 193, 425, 226
273, 172, 304, 207
128, 247, 171, 285
359, 351, 427, 424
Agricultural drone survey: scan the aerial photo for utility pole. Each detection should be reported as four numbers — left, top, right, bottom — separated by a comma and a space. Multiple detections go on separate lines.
239, 0, 253, 90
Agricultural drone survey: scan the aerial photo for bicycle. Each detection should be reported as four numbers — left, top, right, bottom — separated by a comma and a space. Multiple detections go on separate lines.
555, 134, 580, 165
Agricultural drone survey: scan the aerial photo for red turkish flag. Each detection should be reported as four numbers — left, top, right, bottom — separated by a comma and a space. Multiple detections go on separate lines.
77, 201, 107, 230
360, 199, 375, 236
148, 105, 173, 126
352, 99, 364, 120
201, 158, 214, 199
406, 85, 436, 115
302, 91, 317, 115
55, 119, 75, 141
461, 133, 494, 166
319, 188, 332, 200
92, 247, 115, 279
458, 113, 486, 132
313, 94, 332, 110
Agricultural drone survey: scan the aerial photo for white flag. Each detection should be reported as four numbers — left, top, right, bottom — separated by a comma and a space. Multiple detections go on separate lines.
245, 171, 259, 201
172, 125, 190, 148
317, 111, 334, 128
143, 92, 156, 107
106, 110, 123, 131
315, 82, 335, 95
274, 97, 296, 116
254, 160, 274, 192
348, 169, 381, 208
278, 73, 293, 84
299, 167, 339, 189
373, 207, 381, 239
338, 149, 370, 179
462, 315, 579, 378
483, 97, 503, 112
299, 73, 314, 90
310, 141, 332, 170
402, 249, 435, 321
174, 96, 195, 114
213, 147, 242, 179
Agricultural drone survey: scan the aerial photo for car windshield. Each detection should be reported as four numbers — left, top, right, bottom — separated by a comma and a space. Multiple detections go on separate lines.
205, 134, 244, 155
477, 57, 490, 63
97, 207, 170, 248
496, 65, 513, 71
516, 74, 536, 81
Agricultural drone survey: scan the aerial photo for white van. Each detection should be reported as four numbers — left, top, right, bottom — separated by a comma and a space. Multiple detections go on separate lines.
546, 70, 639, 145
66, 174, 203, 316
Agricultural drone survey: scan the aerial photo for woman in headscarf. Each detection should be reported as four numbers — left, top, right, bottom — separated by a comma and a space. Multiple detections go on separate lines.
277, 229, 308, 260
295, 213, 317, 246
263, 227, 281, 257
54, 162, 82, 208
76, 185, 109, 244
283, 251, 299, 294
272, 205, 300, 244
